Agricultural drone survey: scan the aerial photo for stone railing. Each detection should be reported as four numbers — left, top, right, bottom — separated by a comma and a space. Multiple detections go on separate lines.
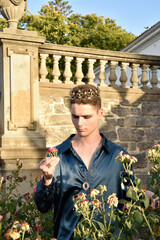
39, 43, 160, 88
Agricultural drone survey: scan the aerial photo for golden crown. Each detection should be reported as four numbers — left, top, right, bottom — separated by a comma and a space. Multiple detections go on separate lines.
70, 88, 100, 100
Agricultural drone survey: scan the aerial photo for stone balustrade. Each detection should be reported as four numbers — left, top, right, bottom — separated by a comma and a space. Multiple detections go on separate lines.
39, 43, 160, 88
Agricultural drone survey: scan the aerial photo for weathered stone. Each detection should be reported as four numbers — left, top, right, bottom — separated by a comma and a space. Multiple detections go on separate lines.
135, 172, 148, 187
152, 117, 160, 127
133, 152, 147, 168
129, 143, 137, 151
102, 118, 117, 131
142, 102, 160, 116
40, 102, 54, 115
130, 107, 142, 115
137, 142, 154, 151
44, 115, 72, 126
125, 116, 152, 127
117, 118, 125, 127
120, 99, 140, 107
111, 106, 131, 117
115, 142, 129, 151
54, 103, 67, 114
145, 128, 160, 141
45, 126, 75, 146
64, 96, 70, 110
118, 128, 144, 142
103, 131, 117, 141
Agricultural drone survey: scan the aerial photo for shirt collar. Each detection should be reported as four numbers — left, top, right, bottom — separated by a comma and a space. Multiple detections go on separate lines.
57, 133, 111, 154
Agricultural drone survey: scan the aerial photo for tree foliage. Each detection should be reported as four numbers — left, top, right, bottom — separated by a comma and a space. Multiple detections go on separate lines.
0, 0, 136, 50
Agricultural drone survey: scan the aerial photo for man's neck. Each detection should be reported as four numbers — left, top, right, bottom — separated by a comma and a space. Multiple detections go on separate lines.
73, 132, 102, 147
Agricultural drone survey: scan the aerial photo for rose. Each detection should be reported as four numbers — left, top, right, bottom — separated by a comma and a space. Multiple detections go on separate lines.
48, 147, 58, 157
89, 189, 100, 198
107, 193, 118, 208
92, 198, 101, 208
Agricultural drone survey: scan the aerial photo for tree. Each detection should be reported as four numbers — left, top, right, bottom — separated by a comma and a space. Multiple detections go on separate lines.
51, 0, 73, 16
67, 13, 135, 50
0, 18, 8, 29
20, 2, 69, 44
19, 1, 136, 50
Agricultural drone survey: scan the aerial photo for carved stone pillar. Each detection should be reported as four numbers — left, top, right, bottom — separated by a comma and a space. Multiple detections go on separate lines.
119, 62, 129, 88
109, 61, 118, 86
98, 60, 107, 86
75, 57, 84, 84
63, 56, 73, 83
0, 29, 46, 184
130, 63, 139, 88
87, 59, 96, 84
52, 55, 61, 83
141, 64, 150, 87
39, 54, 49, 82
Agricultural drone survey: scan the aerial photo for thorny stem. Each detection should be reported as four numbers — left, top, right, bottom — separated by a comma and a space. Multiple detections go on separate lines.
107, 205, 113, 233
101, 195, 107, 229
142, 209, 155, 240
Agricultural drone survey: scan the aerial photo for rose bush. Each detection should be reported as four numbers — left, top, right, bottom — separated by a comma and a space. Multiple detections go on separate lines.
0, 144, 159, 239
0, 159, 53, 240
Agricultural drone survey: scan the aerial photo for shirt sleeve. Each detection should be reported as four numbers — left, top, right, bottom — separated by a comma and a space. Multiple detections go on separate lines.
34, 177, 55, 213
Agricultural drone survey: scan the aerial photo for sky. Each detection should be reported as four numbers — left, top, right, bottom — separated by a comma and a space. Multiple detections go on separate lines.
27, 0, 160, 36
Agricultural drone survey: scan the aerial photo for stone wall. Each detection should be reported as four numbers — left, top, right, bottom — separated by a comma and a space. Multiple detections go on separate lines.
39, 82, 160, 184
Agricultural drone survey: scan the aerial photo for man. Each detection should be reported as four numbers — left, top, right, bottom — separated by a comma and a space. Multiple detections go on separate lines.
34, 84, 153, 239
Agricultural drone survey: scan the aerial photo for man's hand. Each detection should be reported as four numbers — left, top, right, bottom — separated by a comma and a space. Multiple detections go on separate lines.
145, 190, 159, 209
40, 156, 60, 185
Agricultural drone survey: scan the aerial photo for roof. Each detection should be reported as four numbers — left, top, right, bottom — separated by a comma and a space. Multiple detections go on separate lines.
121, 21, 160, 52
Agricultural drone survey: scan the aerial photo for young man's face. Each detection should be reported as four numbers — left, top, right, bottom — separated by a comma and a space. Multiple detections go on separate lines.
71, 103, 103, 137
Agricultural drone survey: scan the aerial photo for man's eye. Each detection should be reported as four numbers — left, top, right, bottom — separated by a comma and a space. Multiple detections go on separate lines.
84, 116, 91, 119
72, 115, 79, 119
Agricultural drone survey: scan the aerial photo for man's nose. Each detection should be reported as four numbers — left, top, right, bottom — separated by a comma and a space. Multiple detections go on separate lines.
78, 117, 84, 126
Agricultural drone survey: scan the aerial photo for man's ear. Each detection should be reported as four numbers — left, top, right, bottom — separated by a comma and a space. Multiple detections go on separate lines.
98, 108, 103, 119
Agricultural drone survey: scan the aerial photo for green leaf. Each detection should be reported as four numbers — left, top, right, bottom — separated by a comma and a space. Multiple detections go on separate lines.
134, 178, 142, 190
8, 201, 16, 213
126, 188, 137, 201
143, 196, 149, 209
118, 199, 126, 204
94, 221, 105, 232
133, 210, 143, 223
121, 182, 125, 190
126, 220, 132, 229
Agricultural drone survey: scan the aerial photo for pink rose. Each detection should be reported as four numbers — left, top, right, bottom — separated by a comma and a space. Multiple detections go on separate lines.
48, 147, 58, 157
0, 215, 3, 221
48, 147, 57, 152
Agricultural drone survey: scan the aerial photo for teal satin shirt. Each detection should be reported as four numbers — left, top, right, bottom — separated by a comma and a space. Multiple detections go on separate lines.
34, 134, 129, 239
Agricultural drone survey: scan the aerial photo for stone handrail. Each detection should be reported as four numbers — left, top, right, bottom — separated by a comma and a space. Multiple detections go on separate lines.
39, 43, 160, 88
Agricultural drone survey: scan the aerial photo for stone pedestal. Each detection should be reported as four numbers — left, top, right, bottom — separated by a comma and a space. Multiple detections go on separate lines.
0, 29, 47, 186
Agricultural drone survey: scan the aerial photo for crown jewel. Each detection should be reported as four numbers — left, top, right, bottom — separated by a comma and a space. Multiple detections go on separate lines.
70, 87, 100, 100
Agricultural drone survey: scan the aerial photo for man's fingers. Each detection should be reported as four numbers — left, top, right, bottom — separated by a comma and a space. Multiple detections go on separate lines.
40, 157, 60, 170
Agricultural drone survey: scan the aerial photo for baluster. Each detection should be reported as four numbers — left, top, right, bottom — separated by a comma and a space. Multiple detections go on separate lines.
63, 56, 73, 83
98, 60, 107, 86
75, 57, 85, 84
39, 54, 49, 82
151, 65, 158, 88
52, 55, 61, 83
109, 61, 117, 86
130, 63, 139, 88
141, 64, 150, 87
87, 59, 96, 84
119, 62, 129, 88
